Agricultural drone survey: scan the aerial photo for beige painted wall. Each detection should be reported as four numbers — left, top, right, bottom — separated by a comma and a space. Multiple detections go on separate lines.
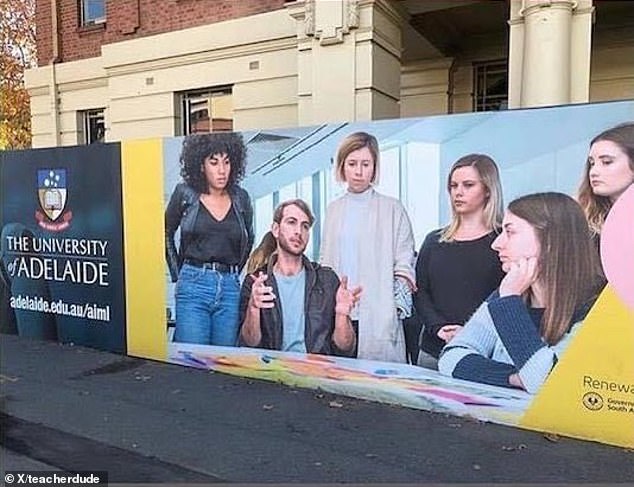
25, 0, 634, 148
400, 58, 452, 118
101, 6, 300, 139
290, 0, 404, 125
25, 1, 406, 148
26, 9, 301, 148
400, 36, 508, 118
25, 57, 108, 147
591, 45, 634, 102
399, 11, 634, 119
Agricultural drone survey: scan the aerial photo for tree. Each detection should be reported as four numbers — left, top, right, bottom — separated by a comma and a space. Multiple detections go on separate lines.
0, 0, 36, 150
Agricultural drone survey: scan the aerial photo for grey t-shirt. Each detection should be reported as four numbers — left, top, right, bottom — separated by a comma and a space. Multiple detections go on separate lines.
275, 268, 306, 353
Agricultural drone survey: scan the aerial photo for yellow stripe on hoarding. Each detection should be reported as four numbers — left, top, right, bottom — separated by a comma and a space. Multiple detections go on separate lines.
121, 139, 166, 361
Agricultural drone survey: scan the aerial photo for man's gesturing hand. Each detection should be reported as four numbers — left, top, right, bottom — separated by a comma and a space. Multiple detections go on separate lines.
249, 272, 276, 309
335, 276, 362, 316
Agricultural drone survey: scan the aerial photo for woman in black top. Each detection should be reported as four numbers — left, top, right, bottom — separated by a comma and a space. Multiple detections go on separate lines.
415, 154, 504, 360
165, 133, 254, 345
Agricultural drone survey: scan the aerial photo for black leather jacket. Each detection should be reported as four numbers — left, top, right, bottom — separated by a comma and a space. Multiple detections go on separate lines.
238, 254, 354, 357
165, 182, 254, 282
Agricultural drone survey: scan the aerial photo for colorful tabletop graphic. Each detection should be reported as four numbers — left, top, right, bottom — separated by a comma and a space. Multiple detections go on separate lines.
168, 343, 531, 427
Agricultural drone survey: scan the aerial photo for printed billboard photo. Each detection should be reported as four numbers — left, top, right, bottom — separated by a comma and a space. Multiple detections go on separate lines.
157, 100, 633, 447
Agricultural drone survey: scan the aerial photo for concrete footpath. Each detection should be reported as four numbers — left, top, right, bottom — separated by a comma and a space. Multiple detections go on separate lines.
1, 334, 633, 484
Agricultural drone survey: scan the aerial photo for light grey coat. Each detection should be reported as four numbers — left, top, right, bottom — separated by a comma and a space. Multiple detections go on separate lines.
320, 189, 416, 363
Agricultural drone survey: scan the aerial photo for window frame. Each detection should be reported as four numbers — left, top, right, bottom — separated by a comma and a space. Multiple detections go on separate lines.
473, 59, 508, 112
79, 0, 106, 27
79, 108, 106, 144
178, 86, 234, 136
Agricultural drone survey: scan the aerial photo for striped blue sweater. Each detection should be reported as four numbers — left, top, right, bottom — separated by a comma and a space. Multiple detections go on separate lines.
438, 292, 588, 394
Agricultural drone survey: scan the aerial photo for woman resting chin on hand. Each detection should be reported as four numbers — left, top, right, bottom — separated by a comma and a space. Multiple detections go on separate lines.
438, 192, 604, 394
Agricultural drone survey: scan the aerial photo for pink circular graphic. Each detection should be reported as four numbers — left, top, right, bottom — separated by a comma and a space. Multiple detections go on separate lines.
601, 183, 634, 311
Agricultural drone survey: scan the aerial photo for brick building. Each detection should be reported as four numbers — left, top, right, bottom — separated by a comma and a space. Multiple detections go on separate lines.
26, 0, 634, 147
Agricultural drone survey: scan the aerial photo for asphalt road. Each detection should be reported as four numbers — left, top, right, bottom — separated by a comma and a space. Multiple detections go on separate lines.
1, 334, 633, 484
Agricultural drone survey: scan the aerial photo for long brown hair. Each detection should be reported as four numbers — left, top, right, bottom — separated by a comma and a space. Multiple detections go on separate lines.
508, 192, 602, 345
245, 231, 277, 274
577, 122, 634, 235
440, 154, 503, 242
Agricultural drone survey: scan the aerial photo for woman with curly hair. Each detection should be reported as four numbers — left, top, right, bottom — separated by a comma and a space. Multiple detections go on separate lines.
165, 132, 254, 346
577, 122, 634, 237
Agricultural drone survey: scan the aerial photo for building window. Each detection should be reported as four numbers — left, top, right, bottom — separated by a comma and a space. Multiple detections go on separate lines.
79, 109, 105, 144
473, 60, 508, 112
79, 0, 106, 26
179, 87, 233, 135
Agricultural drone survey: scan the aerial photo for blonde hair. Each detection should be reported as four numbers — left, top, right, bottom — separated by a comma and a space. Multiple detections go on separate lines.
439, 154, 503, 242
245, 231, 277, 274
577, 123, 634, 235
334, 132, 380, 185
508, 193, 602, 345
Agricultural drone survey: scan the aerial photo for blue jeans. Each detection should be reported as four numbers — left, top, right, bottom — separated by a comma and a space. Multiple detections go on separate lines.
174, 263, 241, 346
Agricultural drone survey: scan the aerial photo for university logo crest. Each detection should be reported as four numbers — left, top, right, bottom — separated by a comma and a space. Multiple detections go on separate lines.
36, 169, 72, 231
